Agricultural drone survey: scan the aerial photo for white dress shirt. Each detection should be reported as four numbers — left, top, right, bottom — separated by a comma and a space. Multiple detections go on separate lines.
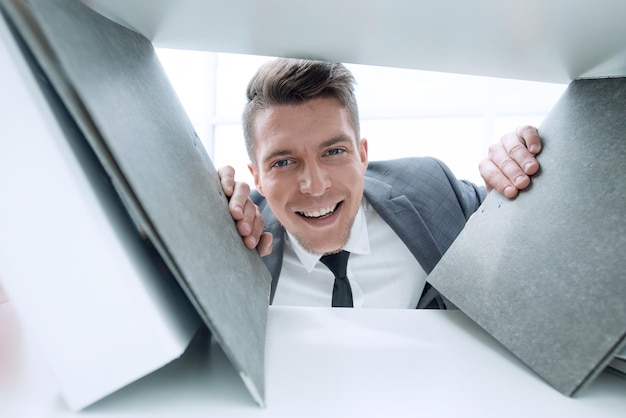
272, 199, 427, 308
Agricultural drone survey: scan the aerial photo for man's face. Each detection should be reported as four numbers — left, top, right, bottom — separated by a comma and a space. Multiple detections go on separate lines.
248, 97, 368, 255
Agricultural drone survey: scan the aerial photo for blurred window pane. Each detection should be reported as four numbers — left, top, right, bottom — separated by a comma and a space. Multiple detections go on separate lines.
157, 49, 567, 186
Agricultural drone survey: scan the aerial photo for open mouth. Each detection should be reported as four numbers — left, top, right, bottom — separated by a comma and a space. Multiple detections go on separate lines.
297, 202, 341, 219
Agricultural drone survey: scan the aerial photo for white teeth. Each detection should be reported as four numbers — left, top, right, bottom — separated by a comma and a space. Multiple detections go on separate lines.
299, 204, 337, 218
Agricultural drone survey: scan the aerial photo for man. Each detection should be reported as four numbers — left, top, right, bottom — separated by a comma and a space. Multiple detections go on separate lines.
220, 58, 541, 308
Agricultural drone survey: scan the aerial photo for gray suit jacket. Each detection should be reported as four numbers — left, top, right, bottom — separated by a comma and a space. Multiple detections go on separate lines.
251, 157, 486, 309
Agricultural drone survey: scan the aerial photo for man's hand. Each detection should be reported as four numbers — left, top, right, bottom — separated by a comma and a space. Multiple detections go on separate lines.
218, 166, 273, 256
479, 125, 542, 198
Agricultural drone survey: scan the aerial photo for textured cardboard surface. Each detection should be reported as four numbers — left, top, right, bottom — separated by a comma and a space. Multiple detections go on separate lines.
428, 77, 626, 396
1, 0, 270, 405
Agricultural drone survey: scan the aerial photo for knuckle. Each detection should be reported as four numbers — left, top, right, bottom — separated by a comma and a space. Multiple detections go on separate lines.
508, 143, 527, 157
500, 157, 517, 170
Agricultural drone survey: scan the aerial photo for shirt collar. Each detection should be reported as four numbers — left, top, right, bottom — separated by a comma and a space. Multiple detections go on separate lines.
287, 199, 371, 273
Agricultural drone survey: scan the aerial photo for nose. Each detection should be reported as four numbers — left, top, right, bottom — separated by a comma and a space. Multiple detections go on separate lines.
299, 161, 331, 196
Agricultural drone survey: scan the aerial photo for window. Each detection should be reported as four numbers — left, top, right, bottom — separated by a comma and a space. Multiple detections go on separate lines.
157, 49, 567, 187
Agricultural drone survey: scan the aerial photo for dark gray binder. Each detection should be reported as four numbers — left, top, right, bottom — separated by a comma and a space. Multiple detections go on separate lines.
428, 77, 626, 396
1, 0, 270, 405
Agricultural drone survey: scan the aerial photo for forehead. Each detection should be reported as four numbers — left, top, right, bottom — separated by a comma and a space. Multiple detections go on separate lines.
254, 97, 356, 144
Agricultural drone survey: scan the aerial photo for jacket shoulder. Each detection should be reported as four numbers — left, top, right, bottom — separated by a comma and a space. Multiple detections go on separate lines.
365, 157, 485, 219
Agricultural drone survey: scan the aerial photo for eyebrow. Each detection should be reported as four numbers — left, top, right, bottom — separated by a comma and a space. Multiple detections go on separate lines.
319, 135, 354, 149
262, 148, 293, 165
261, 135, 354, 165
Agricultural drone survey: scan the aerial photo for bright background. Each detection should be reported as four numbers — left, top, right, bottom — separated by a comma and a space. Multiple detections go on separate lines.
156, 50, 567, 187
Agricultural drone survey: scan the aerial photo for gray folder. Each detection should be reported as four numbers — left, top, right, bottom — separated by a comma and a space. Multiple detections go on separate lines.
428, 77, 626, 396
1, 0, 270, 405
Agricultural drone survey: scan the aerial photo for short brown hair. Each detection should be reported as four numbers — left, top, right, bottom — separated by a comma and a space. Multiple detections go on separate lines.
242, 58, 360, 163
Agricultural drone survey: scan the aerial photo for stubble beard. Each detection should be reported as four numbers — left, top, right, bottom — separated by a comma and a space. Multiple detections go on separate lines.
289, 218, 354, 256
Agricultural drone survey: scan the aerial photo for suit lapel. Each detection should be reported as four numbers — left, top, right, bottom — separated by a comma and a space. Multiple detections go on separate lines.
364, 176, 443, 274
260, 205, 285, 303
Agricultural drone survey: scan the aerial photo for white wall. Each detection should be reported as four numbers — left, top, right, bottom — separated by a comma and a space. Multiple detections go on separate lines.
157, 50, 567, 187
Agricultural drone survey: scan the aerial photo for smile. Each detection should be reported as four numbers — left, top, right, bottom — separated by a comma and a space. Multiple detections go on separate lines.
297, 203, 340, 218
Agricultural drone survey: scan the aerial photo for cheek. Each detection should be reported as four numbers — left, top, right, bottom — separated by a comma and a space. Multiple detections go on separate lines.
343, 170, 366, 205
255, 170, 283, 199
340, 165, 366, 187
257, 176, 284, 202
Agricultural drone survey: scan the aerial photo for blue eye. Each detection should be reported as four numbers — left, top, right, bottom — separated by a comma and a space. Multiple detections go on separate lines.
272, 159, 293, 168
326, 148, 344, 156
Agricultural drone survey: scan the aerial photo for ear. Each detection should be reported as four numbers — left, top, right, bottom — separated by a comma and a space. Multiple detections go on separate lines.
359, 138, 369, 169
248, 162, 264, 196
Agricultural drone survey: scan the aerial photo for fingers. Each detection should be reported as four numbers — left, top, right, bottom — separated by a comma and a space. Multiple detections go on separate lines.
240, 203, 273, 256
489, 140, 532, 189
231, 183, 256, 244
218, 165, 271, 255
230, 180, 269, 255
219, 165, 249, 221
229, 180, 251, 222
218, 165, 236, 197
480, 125, 543, 198
479, 157, 519, 198
517, 125, 542, 155
257, 232, 274, 257
503, 125, 541, 175
238, 194, 258, 236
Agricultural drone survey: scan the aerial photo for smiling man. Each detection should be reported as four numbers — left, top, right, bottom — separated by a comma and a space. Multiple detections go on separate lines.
222, 58, 541, 309
250, 95, 367, 256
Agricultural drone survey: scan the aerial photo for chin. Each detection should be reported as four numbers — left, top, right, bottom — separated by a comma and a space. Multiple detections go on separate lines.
295, 233, 347, 256
312, 244, 343, 256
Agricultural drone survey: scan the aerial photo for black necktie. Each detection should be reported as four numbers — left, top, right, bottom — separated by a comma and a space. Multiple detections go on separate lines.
320, 250, 353, 308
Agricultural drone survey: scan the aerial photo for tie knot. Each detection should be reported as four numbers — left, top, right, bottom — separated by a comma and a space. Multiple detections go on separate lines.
320, 250, 350, 279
